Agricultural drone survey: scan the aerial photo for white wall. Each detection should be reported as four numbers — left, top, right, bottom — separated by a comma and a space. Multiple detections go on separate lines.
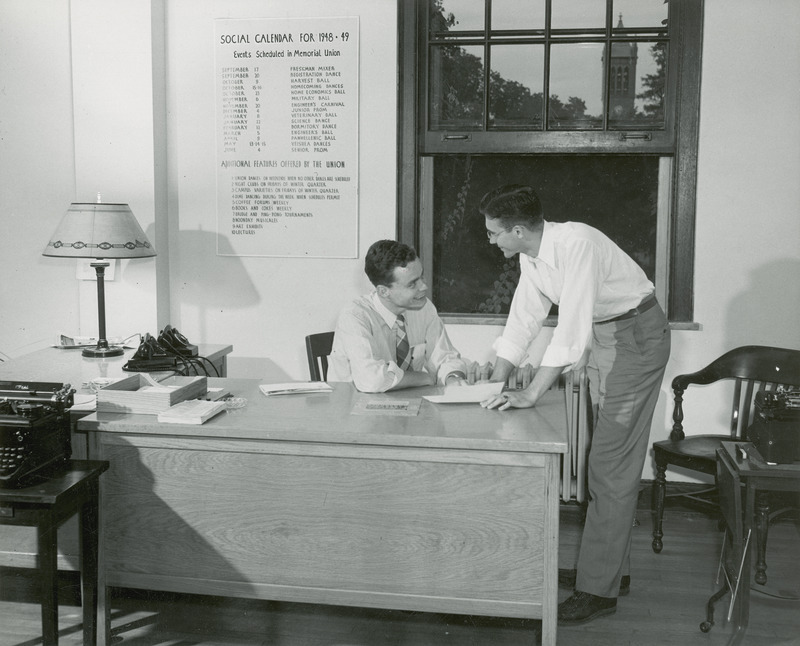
1, 0, 799, 481
0, 1, 78, 356
0, 0, 160, 357
164, 0, 398, 381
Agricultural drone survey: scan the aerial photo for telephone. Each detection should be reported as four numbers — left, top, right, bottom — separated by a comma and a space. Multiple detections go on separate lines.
122, 333, 177, 372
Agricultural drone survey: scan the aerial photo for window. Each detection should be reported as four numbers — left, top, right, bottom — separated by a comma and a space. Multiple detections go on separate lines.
398, 0, 703, 324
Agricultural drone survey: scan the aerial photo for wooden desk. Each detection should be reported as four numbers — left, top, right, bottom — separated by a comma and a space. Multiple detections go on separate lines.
0, 343, 233, 386
0, 460, 109, 646
0, 346, 231, 598
78, 379, 567, 646
713, 442, 800, 645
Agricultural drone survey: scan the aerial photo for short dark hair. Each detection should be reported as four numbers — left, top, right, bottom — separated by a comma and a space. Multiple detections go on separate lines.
365, 240, 418, 287
479, 184, 544, 229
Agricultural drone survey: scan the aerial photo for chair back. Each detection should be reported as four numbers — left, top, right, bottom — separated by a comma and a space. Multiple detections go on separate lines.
305, 332, 334, 381
670, 346, 800, 441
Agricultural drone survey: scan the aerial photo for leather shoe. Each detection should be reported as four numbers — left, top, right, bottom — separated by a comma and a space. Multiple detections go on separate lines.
558, 568, 630, 596
558, 591, 617, 625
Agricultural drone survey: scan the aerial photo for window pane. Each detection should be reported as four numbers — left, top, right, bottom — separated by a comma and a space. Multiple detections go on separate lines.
491, 0, 545, 31
429, 0, 485, 34
612, 0, 668, 30
429, 45, 485, 130
548, 43, 604, 130
608, 41, 666, 128
551, 0, 606, 30
431, 155, 660, 315
489, 45, 544, 128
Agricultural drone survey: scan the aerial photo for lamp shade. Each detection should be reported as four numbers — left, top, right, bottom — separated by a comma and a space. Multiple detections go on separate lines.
42, 202, 156, 259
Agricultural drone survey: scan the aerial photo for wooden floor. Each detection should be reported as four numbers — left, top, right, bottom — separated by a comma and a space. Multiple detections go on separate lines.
2, 503, 799, 646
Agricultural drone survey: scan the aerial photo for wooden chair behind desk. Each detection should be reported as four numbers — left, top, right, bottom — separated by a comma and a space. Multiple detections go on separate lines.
305, 332, 334, 381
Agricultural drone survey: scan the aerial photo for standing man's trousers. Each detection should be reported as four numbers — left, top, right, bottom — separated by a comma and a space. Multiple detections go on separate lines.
575, 301, 671, 598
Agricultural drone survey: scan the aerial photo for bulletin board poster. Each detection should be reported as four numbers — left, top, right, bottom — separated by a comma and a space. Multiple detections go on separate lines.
215, 17, 359, 258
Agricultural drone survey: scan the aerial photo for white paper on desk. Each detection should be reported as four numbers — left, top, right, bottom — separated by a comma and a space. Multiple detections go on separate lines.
422, 381, 504, 404
259, 382, 333, 396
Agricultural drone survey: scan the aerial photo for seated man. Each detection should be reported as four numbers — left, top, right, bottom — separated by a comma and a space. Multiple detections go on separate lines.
329, 239, 468, 392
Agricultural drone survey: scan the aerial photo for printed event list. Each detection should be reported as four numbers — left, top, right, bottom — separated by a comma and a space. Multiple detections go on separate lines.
215, 17, 359, 257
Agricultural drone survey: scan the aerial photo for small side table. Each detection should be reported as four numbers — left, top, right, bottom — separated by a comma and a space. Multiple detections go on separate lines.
0, 460, 109, 646
705, 443, 800, 645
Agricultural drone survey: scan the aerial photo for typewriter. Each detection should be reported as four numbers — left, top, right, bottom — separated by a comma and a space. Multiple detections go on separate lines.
0, 380, 74, 488
746, 388, 800, 464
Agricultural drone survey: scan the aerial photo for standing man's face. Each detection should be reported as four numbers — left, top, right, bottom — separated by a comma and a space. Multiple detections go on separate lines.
485, 217, 522, 258
379, 258, 428, 313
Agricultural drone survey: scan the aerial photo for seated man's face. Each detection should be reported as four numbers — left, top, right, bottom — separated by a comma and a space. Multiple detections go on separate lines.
382, 258, 428, 313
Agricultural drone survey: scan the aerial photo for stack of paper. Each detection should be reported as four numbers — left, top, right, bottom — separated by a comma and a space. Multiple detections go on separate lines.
157, 399, 227, 424
422, 381, 504, 404
259, 382, 333, 396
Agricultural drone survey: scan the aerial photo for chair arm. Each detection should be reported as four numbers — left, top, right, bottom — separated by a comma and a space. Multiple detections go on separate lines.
670, 364, 728, 441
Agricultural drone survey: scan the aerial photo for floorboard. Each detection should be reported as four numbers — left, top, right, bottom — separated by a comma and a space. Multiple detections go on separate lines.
1, 503, 798, 646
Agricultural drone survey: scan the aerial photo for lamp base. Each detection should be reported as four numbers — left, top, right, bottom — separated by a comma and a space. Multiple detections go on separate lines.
82, 345, 124, 358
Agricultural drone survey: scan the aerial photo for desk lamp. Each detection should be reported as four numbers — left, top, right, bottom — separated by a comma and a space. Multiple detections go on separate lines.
42, 196, 156, 358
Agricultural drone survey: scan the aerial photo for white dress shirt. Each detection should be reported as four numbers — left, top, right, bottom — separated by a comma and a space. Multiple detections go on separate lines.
494, 221, 655, 370
330, 292, 466, 392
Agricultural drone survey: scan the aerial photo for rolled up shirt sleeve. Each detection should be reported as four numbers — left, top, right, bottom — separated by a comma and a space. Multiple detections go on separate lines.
494, 259, 551, 367
494, 220, 655, 373
540, 238, 599, 370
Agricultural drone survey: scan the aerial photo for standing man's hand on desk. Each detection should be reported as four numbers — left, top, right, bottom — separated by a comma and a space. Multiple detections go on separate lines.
481, 365, 563, 410
483, 357, 536, 391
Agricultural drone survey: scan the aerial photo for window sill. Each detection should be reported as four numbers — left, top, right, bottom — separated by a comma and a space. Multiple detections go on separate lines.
442, 314, 701, 331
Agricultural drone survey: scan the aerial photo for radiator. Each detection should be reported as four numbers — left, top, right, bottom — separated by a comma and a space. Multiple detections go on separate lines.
561, 368, 590, 503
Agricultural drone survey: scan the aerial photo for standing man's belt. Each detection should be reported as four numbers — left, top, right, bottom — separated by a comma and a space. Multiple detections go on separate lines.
596, 293, 658, 325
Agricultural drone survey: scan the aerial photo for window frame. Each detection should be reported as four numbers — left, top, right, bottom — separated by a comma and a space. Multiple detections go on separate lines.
397, 0, 703, 325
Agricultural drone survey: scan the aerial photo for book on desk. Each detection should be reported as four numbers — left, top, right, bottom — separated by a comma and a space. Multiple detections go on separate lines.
157, 399, 227, 424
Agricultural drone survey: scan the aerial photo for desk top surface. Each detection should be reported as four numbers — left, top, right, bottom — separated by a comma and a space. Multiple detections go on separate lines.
0, 460, 109, 505
0, 344, 232, 392
720, 441, 800, 478
79, 379, 568, 454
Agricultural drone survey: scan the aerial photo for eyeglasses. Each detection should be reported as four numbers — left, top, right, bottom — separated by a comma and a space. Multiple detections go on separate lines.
486, 227, 510, 242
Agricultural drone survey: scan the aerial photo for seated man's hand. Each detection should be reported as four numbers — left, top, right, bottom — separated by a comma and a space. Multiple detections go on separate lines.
506, 364, 535, 390
445, 371, 467, 386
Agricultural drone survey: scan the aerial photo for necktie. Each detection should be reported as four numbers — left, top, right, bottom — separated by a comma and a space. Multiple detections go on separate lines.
395, 314, 410, 370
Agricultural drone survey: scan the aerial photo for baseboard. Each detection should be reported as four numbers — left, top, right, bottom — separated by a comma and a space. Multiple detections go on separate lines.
560, 480, 799, 517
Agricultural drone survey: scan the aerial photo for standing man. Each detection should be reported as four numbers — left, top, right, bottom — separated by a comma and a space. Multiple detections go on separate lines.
329, 239, 469, 392
479, 184, 670, 625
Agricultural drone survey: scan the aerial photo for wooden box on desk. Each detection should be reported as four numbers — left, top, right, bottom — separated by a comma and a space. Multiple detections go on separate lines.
97, 374, 207, 415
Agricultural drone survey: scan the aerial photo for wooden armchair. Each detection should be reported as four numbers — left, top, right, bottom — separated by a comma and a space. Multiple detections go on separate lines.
305, 332, 334, 381
651, 346, 800, 583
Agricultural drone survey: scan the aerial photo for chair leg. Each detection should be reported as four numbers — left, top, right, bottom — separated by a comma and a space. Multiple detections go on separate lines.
754, 491, 769, 585
652, 461, 667, 553
699, 584, 729, 633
